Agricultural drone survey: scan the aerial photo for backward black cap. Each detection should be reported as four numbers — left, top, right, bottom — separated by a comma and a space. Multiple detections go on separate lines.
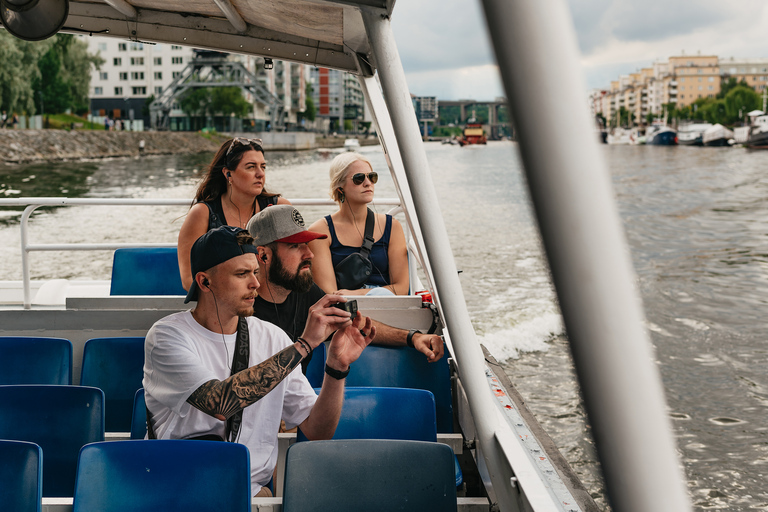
184, 226, 258, 303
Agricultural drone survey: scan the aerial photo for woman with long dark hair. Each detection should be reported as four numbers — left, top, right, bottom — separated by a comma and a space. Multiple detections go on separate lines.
178, 138, 290, 290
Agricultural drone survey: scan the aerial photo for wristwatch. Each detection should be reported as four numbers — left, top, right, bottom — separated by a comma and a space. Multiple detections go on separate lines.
406, 329, 421, 348
325, 363, 350, 380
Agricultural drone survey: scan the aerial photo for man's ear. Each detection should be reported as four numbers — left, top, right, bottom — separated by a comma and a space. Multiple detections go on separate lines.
257, 247, 270, 264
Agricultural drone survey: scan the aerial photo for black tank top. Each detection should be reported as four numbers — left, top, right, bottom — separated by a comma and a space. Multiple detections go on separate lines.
203, 195, 279, 230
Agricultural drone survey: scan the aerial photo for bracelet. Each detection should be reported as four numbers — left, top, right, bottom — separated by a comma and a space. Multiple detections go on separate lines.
406, 329, 421, 348
295, 337, 312, 357
325, 363, 350, 380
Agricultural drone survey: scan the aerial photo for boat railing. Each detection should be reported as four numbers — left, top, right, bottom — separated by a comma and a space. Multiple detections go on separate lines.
0, 197, 418, 309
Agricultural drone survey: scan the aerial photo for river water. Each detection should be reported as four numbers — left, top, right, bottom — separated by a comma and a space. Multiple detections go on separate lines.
1, 141, 767, 510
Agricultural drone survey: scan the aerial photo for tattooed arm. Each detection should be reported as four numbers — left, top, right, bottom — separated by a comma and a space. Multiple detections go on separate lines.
186, 342, 307, 421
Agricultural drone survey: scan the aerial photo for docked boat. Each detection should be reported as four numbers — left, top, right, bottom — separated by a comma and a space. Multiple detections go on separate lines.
457, 123, 487, 146
343, 138, 361, 151
0, 1, 692, 512
606, 127, 632, 145
677, 123, 712, 146
746, 114, 768, 149
645, 123, 677, 145
702, 124, 734, 147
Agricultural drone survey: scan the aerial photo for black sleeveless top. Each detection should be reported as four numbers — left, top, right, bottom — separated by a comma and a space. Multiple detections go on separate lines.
203, 195, 279, 230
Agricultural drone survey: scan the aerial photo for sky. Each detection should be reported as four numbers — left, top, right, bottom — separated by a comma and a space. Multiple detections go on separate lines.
390, 0, 768, 101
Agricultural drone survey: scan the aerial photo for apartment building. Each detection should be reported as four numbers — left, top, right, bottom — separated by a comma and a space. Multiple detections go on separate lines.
309, 67, 366, 133
86, 35, 308, 131
669, 55, 720, 107
85, 36, 195, 126
719, 57, 768, 91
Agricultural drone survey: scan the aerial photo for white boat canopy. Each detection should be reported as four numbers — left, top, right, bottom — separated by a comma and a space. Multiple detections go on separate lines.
52, 0, 389, 75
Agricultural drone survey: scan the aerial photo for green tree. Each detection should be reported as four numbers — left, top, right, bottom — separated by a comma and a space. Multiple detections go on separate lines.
0, 31, 47, 115
724, 86, 760, 124
32, 45, 71, 114
179, 88, 213, 117
211, 87, 251, 117
717, 77, 750, 100
57, 35, 103, 114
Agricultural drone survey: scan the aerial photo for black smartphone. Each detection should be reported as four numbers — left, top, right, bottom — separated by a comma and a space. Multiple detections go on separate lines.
332, 300, 358, 318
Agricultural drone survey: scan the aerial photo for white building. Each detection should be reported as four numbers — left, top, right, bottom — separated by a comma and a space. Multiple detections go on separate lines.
84, 35, 194, 127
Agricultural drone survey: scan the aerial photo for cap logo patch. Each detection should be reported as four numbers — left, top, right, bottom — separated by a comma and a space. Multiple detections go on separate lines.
292, 209, 305, 227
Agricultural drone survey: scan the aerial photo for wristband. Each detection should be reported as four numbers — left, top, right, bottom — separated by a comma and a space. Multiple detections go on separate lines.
296, 337, 313, 356
325, 363, 350, 380
406, 329, 421, 348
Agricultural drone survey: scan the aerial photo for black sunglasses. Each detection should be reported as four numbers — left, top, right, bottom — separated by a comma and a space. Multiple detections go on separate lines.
226, 137, 263, 157
351, 172, 378, 185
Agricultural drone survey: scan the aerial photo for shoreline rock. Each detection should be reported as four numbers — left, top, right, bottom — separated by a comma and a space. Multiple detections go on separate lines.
0, 130, 225, 163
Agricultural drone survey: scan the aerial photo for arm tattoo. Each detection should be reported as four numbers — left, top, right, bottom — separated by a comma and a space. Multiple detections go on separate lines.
187, 344, 304, 420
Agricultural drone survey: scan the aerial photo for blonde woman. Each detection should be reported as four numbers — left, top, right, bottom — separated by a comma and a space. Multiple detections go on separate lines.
308, 152, 408, 295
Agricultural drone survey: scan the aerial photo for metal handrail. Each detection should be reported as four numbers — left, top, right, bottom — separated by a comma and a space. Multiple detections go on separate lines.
0, 197, 405, 309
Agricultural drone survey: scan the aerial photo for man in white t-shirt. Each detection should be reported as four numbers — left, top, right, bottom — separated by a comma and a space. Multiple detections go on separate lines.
143, 226, 375, 496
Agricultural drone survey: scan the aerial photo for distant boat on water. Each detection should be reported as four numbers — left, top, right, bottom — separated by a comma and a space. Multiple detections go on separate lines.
645, 123, 677, 145
457, 123, 487, 146
607, 127, 632, 145
746, 111, 768, 149
677, 123, 712, 146
344, 138, 361, 151
702, 124, 734, 147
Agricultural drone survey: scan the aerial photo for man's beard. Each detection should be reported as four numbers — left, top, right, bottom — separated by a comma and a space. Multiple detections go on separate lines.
269, 255, 314, 293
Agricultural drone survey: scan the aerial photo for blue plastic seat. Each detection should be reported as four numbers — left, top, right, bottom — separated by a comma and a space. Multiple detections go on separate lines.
131, 388, 147, 439
297, 387, 436, 442
73, 440, 251, 512
0, 385, 104, 497
0, 440, 43, 512
109, 248, 186, 295
0, 336, 72, 385
306, 343, 453, 432
283, 439, 457, 512
80, 337, 145, 432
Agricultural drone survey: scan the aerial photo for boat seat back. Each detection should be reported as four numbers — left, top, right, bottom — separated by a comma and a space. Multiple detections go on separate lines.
283, 439, 457, 512
306, 344, 453, 432
296, 387, 436, 442
0, 336, 72, 385
0, 385, 104, 497
0, 440, 43, 512
130, 388, 146, 439
109, 248, 186, 296
80, 337, 145, 432
73, 440, 251, 512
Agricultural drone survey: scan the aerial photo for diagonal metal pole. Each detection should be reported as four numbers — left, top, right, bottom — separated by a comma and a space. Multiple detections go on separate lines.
479, 0, 692, 510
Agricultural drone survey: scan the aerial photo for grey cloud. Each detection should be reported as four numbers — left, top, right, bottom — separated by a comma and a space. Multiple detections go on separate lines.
569, 0, 746, 53
391, 0, 496, 73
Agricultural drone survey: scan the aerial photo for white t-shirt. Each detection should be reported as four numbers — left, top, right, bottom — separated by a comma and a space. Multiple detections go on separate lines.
143, 310, 317, 494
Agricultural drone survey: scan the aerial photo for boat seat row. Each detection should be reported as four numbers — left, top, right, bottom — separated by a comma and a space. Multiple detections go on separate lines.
0, 335, 454, 434
0, 336, 145, 432
1, 438, 457, 512
0, 385, 459, 502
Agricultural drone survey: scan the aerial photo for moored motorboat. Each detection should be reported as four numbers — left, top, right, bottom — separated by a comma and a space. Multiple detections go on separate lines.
343, 138, 361, 151
702, 124, 734, 147
645, 123, 677, 145
606, 127, 631, 144
677, 123, 712, 146
746, 114, 768, 149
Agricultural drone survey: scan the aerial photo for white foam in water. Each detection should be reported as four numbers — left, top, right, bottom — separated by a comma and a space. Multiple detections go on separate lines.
479, 311, 564, 362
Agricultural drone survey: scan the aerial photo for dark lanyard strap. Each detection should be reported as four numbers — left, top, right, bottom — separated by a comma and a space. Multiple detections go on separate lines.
360, 208, 375, 258
147, 317, 250, 441
226, 316, 250, 442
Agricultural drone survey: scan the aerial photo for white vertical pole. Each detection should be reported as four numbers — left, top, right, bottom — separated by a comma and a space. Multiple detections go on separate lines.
479, 0, 692, 511
360, 9, 551, 510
